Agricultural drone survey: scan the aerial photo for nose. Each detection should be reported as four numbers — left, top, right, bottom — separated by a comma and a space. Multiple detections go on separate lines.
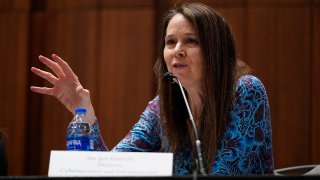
174, 42, 186, 58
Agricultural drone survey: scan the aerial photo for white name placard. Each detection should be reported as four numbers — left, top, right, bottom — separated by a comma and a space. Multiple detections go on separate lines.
48, 150, 173, 177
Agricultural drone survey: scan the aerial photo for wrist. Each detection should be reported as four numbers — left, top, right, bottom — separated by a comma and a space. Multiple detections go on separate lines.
86, 105, 97, 125
92, 121, 101, 134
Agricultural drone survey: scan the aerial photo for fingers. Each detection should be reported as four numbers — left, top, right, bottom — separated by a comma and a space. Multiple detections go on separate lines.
51, 54, 78, 80
38, 55, 65, 77
30, 86, 54, 96
31, 67, 58, 85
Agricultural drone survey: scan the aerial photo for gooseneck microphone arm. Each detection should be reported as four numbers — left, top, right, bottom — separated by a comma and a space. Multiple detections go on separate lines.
163, 72, 207, 175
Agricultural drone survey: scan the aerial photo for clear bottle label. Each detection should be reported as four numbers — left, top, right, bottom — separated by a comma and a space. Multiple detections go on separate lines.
66, 135, 93, 151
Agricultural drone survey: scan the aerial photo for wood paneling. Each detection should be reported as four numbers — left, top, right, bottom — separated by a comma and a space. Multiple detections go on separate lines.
272, 6, 311, 168
0, 0, 30, 10
1, 0, 319, 175
98, 8, 155, 148
244, 2, 312, 168
0, 0, 30, 175
212, 6, 247, 68
29, 9, 104, 174
42, 0, 154, 10
0, 13, 28, 175
26, 12, 46, 175
27, 1, 155, 175
312, 1, 320, 163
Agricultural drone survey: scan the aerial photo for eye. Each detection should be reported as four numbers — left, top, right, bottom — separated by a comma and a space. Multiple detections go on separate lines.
186, 38, 199, 44
165, 39, 176, 46
165, 38, 176, 49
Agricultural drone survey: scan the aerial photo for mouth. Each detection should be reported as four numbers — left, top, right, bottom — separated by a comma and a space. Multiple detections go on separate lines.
173, 63, 187, 68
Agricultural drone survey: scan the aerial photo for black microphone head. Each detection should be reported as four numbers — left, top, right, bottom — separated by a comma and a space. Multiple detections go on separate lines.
163, 72, 174, 81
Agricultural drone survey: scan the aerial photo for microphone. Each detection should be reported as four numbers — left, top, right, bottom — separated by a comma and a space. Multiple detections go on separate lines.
163, 72, 207, 175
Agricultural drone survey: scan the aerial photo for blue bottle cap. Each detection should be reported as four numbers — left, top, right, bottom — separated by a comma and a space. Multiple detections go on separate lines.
75, 108, 86, 114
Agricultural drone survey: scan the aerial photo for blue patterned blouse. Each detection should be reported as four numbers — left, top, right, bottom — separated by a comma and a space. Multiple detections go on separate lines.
91, 75, 274, 175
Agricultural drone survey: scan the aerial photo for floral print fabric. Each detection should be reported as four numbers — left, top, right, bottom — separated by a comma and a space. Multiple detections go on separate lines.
92, 75, 274, 175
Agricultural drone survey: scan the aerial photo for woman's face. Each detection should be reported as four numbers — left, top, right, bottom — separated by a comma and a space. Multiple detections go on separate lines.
164, 14, 204, 90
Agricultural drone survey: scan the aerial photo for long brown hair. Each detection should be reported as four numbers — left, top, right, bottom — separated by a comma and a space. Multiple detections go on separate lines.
154, 3, 250, 171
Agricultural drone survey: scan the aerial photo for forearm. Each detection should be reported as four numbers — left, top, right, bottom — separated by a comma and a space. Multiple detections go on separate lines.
91, 121, 108, 151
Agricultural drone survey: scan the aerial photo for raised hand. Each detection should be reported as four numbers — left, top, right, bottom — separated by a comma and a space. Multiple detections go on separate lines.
30, 54, 96, 124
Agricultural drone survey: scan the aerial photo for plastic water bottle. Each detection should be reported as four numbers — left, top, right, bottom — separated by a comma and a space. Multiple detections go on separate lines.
66, 108, 93, 151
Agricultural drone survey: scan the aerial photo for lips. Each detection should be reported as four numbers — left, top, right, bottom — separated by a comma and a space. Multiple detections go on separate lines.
173, 63, 187, 68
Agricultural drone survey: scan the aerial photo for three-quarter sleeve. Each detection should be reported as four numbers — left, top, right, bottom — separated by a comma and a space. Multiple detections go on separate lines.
91, 96, 162, 152
111, 96, 162, 152
213, 75, 274, 175
91, 121, 108, 151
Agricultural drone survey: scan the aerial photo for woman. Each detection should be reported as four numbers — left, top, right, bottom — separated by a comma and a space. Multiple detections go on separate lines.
31, 3, 274, 175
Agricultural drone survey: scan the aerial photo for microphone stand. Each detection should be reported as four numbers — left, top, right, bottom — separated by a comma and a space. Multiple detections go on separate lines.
163, 72, 207, 176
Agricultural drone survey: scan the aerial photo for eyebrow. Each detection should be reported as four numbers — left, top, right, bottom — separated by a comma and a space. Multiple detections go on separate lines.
165, 33, 198, 38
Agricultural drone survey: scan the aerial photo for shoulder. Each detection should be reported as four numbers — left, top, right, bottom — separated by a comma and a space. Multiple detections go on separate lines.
140, 96, 160, 123
234, 75, 269, 105
212, 75, 273, 174
144, 96, 160, 117
233, 75, 270, 119
236, 75, 267, 96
